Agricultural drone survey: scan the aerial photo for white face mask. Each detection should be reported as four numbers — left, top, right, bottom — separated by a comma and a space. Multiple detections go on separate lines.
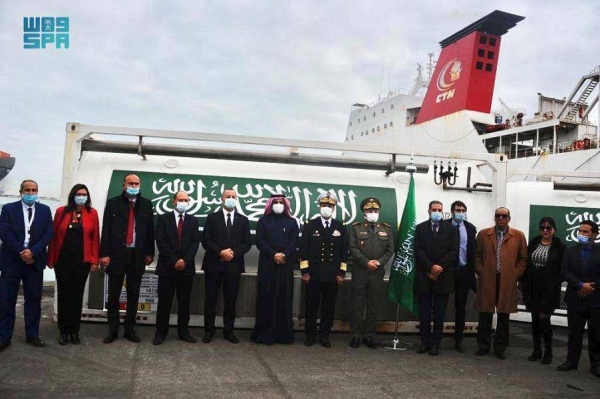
365, 212, 379, 223
272, 203, 284, 214
320, 206, 333, 219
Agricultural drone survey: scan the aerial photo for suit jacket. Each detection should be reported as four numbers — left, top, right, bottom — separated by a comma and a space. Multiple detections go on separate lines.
0, 200, 53, 273
100, 192, 155, 275
562, 242, 600, 310
443, 219, 477, 291
475, 226, 528, 313
47, 206, 100, 267
414, 219, 458, 294
155, 212, 201, 277
299, 218, 349, 282
201, 210, 251, 274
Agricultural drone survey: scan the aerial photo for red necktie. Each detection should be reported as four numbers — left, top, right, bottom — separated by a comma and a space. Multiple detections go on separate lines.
178, 214, 184, 242
126, 200, 135, 245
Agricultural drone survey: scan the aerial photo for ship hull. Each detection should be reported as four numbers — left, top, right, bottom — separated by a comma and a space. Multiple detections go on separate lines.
0, 157, 16, 183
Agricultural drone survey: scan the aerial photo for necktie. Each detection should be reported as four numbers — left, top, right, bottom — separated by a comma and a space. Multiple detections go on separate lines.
227, 212, 232, 229
126, 200, 135, 246
325, 220, 330, 230
178, 214, 184, 242
27, 207, 32, 222
433, 223, 439, 235
496, 231, 504, 273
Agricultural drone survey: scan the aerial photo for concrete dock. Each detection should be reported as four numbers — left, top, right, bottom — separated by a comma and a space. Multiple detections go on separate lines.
0, 290, 598, 398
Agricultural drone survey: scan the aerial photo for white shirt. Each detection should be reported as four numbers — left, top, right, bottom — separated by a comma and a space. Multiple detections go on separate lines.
21, 201, 36, 248
174, 211, 186, 225
320, 216, 332, 229
222, 208, 235, 225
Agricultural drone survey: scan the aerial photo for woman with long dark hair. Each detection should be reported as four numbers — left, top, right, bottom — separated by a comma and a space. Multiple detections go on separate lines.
522, 217, 565, 364
47, 184, 100, 345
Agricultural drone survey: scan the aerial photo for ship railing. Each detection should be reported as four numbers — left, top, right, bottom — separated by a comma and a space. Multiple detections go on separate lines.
503, 138, 600, 159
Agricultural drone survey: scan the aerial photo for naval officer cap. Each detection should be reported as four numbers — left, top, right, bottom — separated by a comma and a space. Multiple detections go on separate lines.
317, 190, 338, 206
360, 197, 381, 211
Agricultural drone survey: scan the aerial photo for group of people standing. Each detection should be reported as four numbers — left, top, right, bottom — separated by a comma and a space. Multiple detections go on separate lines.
0, 176, 598, 379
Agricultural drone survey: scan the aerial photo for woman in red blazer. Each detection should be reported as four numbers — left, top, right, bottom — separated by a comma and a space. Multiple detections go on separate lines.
47, 184, 100, 345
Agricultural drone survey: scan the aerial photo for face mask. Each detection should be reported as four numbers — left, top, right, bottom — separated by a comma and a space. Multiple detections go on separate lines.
320, 206, 333, 219
224, 198, 237, 210
126, 186, 139, 196
22, 194, 38, 206
175, 201, 189, 213
577, 235, 590, 244
453, 212, 466, 223
365, 213, 379, 223
272, 203, 285, 214
430, 211, 443, 223
74, 195, 88, 206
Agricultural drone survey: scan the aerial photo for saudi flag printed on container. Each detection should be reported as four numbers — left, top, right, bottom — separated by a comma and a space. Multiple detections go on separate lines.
387, 175, 419, 316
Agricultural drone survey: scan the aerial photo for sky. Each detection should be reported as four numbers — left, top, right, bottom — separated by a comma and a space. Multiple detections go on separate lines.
1, 0, 598, 197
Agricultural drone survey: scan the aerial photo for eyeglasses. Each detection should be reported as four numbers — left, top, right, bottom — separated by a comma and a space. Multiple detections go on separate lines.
539, 226, 553, 231
495, 214, 509, 219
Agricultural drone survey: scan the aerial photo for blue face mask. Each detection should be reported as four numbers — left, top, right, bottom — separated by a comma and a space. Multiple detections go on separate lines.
175, 201, 189, 213
453, 212, 466, 223
577, 234, 590, 244
125, 186, 140, 196
74, 195, 88, 206
224, 198, 237, 210
430, 211, 443, 223
22, 194, 38, 206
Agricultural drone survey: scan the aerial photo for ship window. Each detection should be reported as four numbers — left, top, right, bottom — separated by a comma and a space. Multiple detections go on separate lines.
372, 128, 375, 133
485, 63, 493, 72
361, 131, 364, 136
478, 49, 485, 57
489, 37, 496, 46
363, 116, 366, 121
476, 61, 483, 70
381, 108, 385, 113
366, 130, 369, 135
351, 135, 354, 140
487, 51, 494, 60
390, 121, 393, 127
479, 35, 487, 45
373, 112, 376, 117
384, 123, 388, 129
390, 104, 394, 110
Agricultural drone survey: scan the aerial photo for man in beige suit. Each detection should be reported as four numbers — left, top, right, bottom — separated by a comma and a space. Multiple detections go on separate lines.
475, 207, 527, 359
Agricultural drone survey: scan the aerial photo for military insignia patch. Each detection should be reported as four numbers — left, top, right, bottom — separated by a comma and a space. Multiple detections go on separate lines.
332, 230, 341, 236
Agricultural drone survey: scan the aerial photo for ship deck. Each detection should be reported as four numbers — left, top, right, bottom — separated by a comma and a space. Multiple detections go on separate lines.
0, 286, 598, 398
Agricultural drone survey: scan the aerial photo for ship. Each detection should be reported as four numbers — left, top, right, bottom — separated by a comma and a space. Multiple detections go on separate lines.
0, 151, 16, 185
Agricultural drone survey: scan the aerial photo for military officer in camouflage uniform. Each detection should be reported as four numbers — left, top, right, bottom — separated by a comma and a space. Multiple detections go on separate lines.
300, 191, 349, 348
349, 197, 394, 349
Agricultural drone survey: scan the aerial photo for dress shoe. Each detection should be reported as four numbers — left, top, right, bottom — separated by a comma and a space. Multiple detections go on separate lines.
178, 333, 197, 344
319, 336, 331, 348
103, 332, 118, 344
528, 349, 542, 361
26, 337, 46, 347
494, 350, 506, 360
455, 341, 466, 353
59, 333, 69, 346
70, 333, 81, 345
124, 330, 141, 343
350, 337, 360, 348
202, 331, 215, 343
416, 345, 430, 354
362, 337, 377, 349
304, 336, 316, 347
153, 334, 165, 346
475, 348, 489, 356
428, 346, 440, 356
223, 331, 239, 344
557, 362, 578, 371
0, 340, 11, 352
541, 349, 552, 365
590, 367, 600, 378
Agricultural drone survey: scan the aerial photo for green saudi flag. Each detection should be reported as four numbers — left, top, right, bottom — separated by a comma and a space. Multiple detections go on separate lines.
387, 175, 419, 316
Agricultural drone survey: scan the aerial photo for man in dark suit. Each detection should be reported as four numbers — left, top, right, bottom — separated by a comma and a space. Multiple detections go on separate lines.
444, 200, 477, 353
0, 180, 53, 351
153, 191, 201, 345
300, 191, 349, 348
414, 200, 457, 356
557, 220, 600, 378
100, 173, 155, 344
201, 188, 251, 344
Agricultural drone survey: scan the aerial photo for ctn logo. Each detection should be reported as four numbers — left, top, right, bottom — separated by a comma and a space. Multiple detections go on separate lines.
23, 17, 69, 49
435, 59, 462, 103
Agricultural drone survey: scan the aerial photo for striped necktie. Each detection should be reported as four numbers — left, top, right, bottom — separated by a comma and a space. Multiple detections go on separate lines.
496, 231, 504, 273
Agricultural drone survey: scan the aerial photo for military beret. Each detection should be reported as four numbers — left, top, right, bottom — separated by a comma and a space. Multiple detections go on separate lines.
360, 197, 381, 211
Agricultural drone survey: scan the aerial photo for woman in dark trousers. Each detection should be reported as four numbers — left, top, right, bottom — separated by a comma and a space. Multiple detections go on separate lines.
522, 217, 565, 364
48, 184, 99, 345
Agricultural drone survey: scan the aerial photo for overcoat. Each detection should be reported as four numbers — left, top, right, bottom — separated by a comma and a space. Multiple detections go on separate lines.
475, 226, 528, 313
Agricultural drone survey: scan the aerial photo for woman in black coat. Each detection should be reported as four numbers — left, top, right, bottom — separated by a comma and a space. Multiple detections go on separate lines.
522, 217, 565, 365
